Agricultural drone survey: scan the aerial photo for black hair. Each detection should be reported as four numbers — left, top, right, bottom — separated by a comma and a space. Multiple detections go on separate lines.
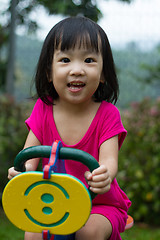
34, 16, 119, 105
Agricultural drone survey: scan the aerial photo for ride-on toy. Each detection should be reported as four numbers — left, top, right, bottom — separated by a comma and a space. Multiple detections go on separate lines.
2, 140, 133, 240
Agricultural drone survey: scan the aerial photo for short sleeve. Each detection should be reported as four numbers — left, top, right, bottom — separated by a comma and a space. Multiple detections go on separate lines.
25, 99, 44, 143
99, 103, 127, 149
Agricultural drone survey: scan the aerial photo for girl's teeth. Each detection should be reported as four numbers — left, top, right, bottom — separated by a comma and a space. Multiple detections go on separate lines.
71, 86, 79, 89
68, 83, 85, 87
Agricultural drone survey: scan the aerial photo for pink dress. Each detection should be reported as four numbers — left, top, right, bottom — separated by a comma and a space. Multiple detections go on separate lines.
25, 99, 131, 240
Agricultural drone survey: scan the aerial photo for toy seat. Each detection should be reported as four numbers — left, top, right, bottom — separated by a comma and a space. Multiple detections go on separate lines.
125, 215, 134, 230
2, 141, 133, 240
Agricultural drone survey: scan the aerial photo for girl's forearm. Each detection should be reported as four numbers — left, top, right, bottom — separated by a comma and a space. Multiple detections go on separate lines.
23, 130, 41, 171
25, 158, 40, 171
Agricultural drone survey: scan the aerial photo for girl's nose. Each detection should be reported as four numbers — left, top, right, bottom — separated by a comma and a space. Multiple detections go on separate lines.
69, 62, 85, 76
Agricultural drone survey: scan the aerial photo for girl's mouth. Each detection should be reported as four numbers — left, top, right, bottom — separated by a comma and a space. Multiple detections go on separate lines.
67, 82, 85, 91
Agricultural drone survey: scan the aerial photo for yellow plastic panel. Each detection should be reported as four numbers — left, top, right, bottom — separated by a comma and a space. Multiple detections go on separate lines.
2, 172, 91, 235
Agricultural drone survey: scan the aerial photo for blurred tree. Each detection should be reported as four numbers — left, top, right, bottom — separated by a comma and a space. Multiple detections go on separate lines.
0, 0, 133, 95
0, 24, 7, 90
5, 0, 17, 95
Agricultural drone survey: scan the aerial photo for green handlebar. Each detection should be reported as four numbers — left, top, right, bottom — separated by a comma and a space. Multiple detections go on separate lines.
14, 146, 99, 172
14, 146, 100, 200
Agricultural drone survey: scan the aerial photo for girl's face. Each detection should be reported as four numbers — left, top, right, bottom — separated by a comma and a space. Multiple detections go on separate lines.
51, 46, 104, 105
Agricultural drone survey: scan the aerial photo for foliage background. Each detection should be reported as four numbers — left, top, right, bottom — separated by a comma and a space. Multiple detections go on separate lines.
118, 98, 160, 225
0, 0, 160, 228
0, 95, 31, 202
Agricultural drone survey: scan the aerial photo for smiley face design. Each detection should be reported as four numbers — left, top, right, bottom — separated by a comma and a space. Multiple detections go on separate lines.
2, 172, 91, 235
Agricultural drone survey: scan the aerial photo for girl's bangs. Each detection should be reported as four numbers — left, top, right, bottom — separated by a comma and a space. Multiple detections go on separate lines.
54, 22, 101, 52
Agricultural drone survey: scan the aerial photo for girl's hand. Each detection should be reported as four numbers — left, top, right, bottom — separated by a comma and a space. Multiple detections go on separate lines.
8, 163, 33, 180
84, 165, 111, 194
8, 167, 21, 180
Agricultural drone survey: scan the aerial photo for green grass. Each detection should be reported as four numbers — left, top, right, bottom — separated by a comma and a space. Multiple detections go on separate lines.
0, 208, 160, 240
121, 224, 160, 240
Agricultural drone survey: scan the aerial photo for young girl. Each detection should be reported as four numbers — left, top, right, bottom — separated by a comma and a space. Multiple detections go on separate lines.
8, 16, 131, 240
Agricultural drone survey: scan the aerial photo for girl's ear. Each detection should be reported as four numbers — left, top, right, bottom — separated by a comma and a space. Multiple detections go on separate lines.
100, 73, 105, 83
46, 71, 52, 83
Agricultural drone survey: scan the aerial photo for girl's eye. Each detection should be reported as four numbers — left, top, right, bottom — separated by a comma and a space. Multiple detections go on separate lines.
85, 58, 95, 63
61, 58, 70, 63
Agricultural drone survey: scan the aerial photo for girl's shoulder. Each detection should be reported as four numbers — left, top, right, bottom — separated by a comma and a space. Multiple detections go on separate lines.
28, 98, 53, 122
100, 101, 120, 116
34, 97, 53, 111
97, 101, 123, 128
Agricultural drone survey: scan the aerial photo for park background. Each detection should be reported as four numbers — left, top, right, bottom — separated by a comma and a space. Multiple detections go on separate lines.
0, 0, 160, 239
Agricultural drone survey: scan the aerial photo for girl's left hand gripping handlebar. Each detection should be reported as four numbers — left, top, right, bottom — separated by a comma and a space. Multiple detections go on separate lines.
14, 145, 100, 200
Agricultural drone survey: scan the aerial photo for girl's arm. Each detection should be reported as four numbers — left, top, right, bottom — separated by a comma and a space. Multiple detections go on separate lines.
8, 130, 41, 179
85, 135, 119, 194
23, 130, 41, 171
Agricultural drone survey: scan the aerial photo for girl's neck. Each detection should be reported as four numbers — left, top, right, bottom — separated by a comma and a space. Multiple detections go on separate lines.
54, 98, 98, 115
53, 98, 101, 145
